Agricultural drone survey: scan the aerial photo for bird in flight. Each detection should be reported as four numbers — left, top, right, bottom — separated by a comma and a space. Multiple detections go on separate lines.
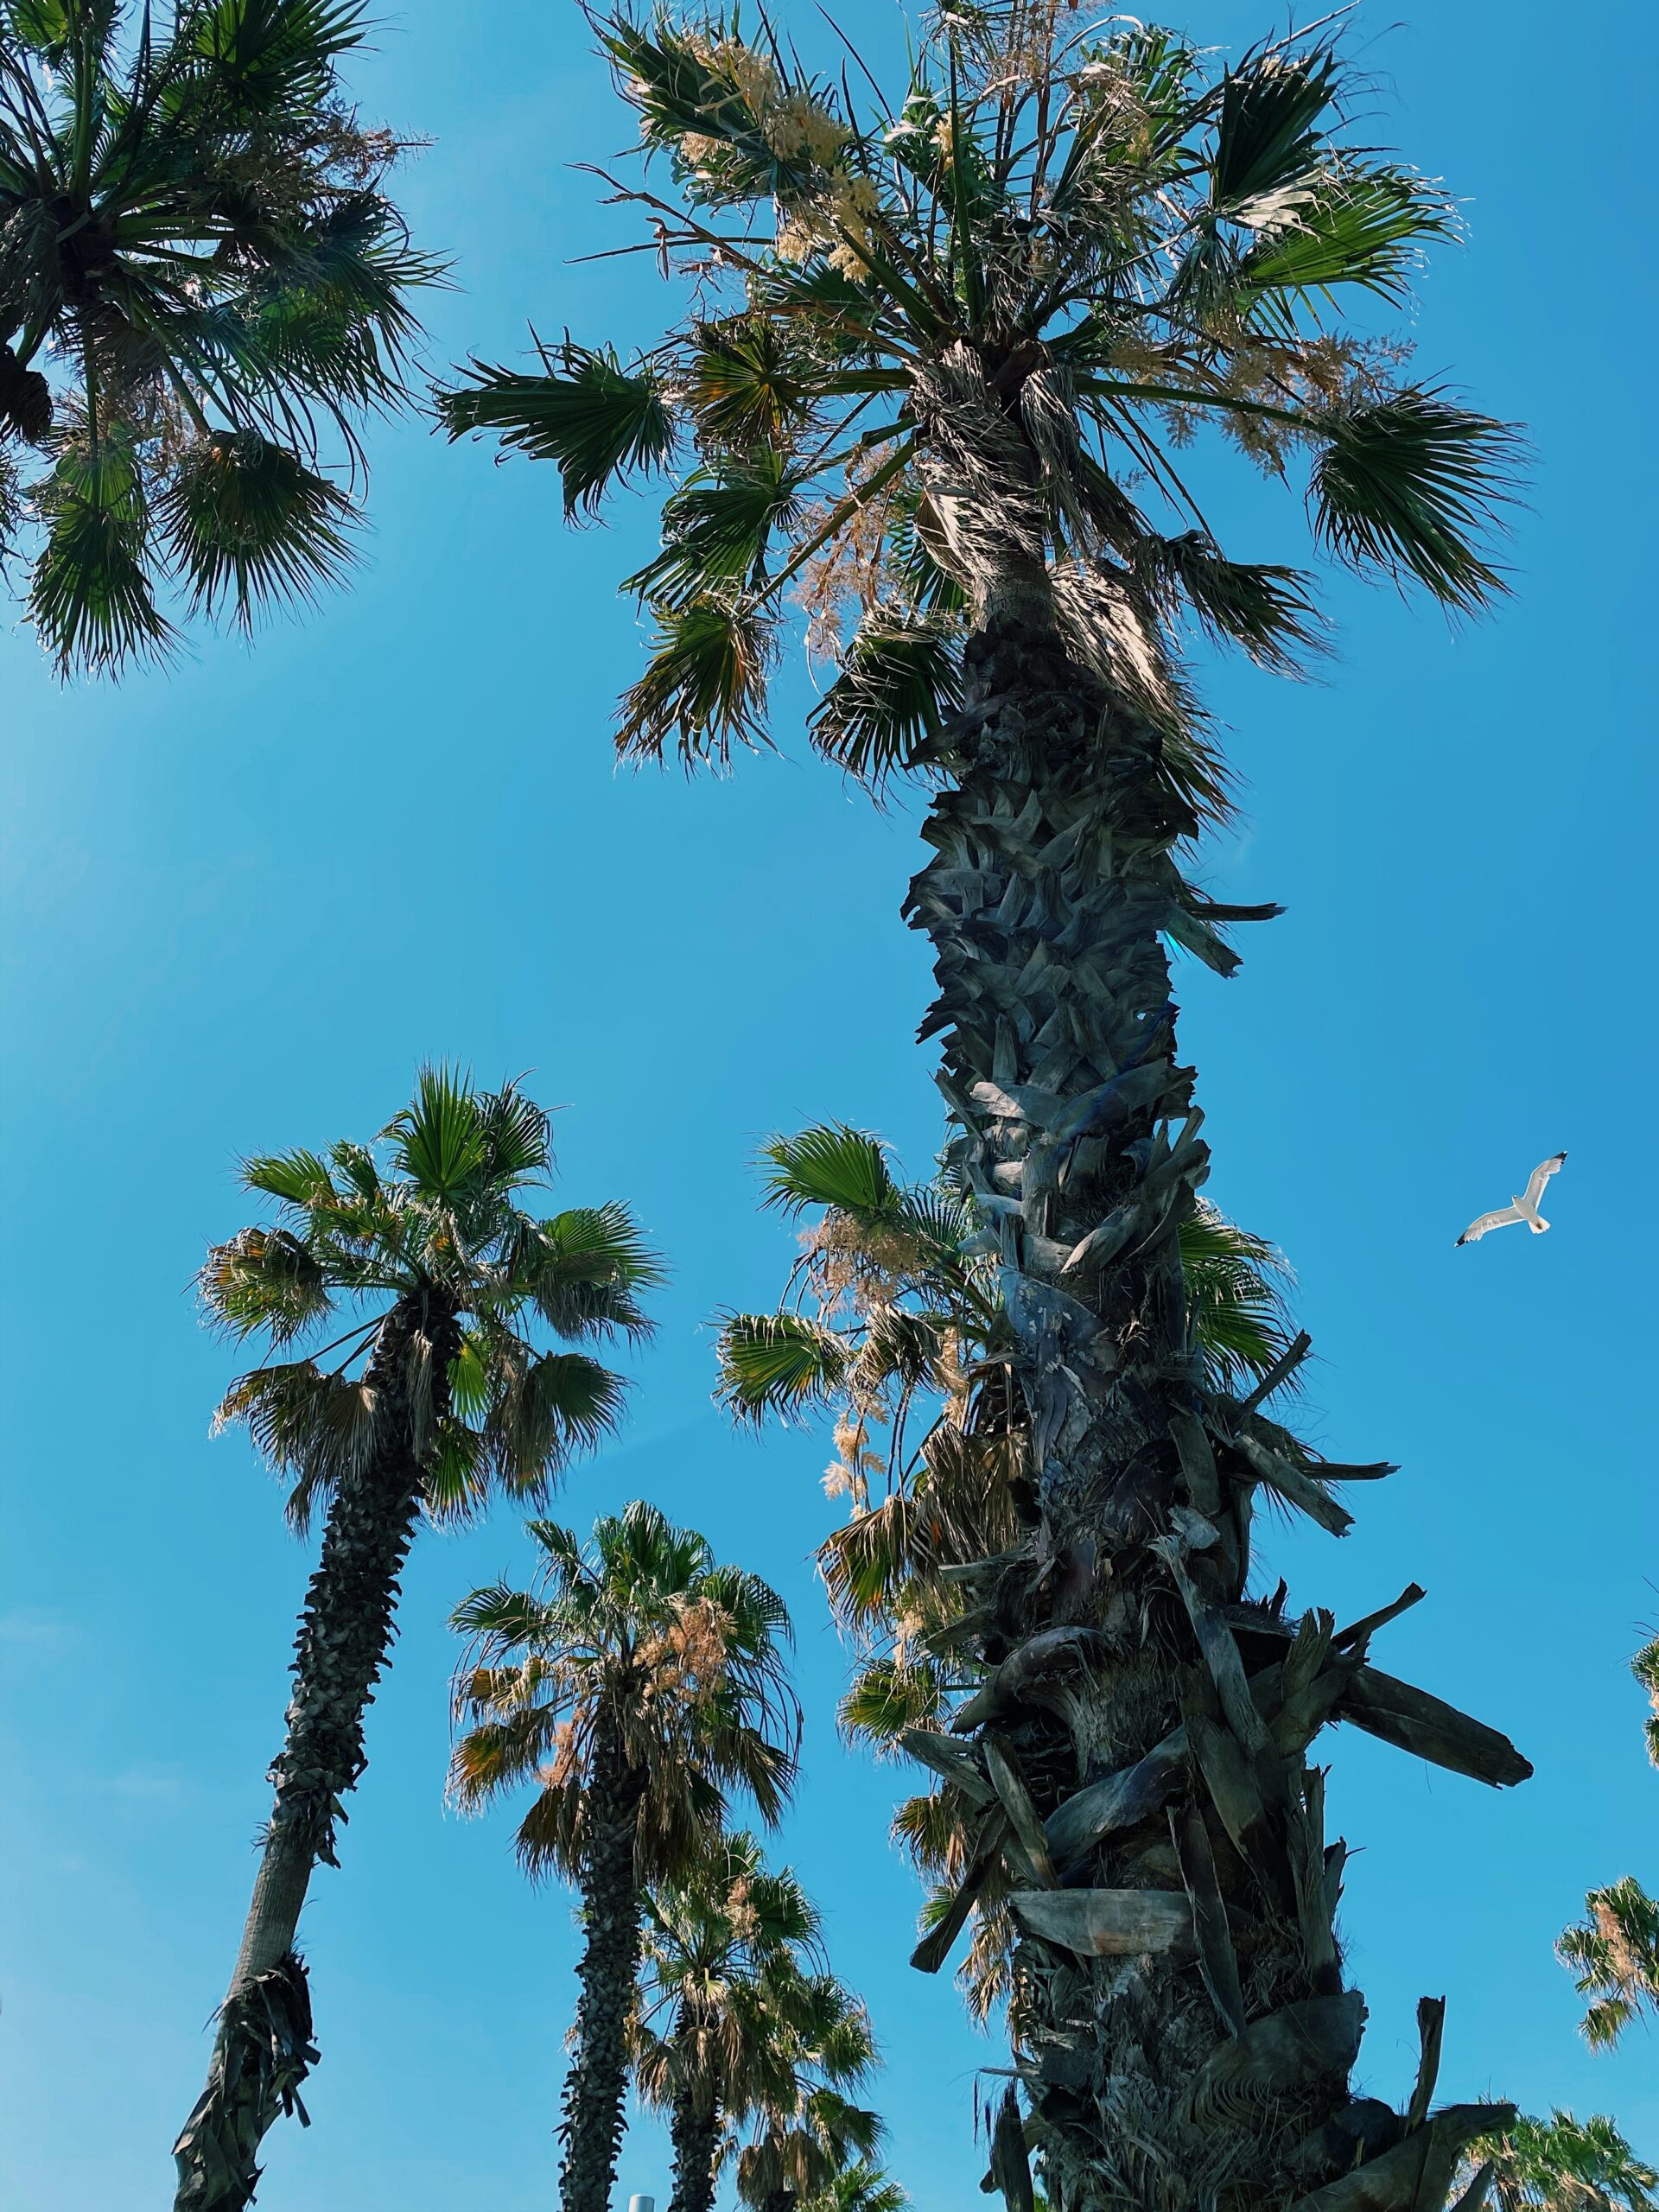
1457, 1152, 1567, 1246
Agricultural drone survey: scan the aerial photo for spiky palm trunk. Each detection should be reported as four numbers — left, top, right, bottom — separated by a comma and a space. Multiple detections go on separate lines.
666, 2010, 722, 2212
908, 593, 1526, 2212
173, 1294, 460, 2212
560, 1710, 650, 2212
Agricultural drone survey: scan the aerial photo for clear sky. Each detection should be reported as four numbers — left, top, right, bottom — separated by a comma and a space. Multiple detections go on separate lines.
3, 2, 1657, 2206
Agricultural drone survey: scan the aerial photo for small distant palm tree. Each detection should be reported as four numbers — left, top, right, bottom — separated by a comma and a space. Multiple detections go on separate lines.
451, 1503, 801, 2212
801, 2164, 908, 2212
172, 1069, 658, 2212
1465, 2110, 1659, 2212
738, 2075, 885, 2212
1560, 1634, 1659, 2044
634, 1834, 874, 2212
0, 0, 439, 673
1560, 1876, 1659, 2050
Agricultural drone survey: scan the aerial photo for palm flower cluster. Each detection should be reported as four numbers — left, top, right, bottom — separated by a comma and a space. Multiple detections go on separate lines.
716, 1122, 1300, 2016
0, 0, 439, 672
441, 0, 1516, 777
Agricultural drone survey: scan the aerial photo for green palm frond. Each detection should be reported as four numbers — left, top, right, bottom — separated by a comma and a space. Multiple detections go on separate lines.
159, 431, 354, 628
760, 1125, 899, 1221
28, 440, 174, 672
1312, 387, 1522, 610
809, 614, 963, 781
1209, 41, 1343, 210
838, 1653, 950, 1745
1178, 1198, 1300, 1389
1560, 1877, 1659, 2050
618, 593, 777, 765
1236, 171, 1458, 313
625, 448, 803, 607
716, 1311, 850, 1427
1136, 535, 1324, 675
436, 340, 677, 515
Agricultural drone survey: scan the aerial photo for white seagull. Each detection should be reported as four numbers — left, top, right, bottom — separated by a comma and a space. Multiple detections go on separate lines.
1457, 1151, 1567, 1246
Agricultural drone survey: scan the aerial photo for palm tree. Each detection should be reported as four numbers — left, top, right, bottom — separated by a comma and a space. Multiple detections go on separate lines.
1461, 2111, 1659, 2212
798, 2164, 908, 2212
634, 1833, 876, 2212
451, 1503, 801, 2212
0, 0, 438, 674
442, 10, 1530, 2208
1560, 1637, 1659, 2044
738, 2075, 884, 2212
172, 1068, 659, 2212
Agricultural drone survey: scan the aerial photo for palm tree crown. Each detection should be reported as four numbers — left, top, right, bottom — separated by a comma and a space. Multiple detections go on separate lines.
207, 1065, 660, 1532
0, 0, 440, 672
450, 1502, 801, 1878
1469, 2111, 1659, 2212
439, 0, 1518, 773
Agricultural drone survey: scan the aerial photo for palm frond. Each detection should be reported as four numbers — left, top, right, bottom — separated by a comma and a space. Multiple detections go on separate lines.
435, 340, 677, 516
716, 1311, 850, 1427
1209, 41, 1342, 212
29, 442, 174, 674
616, 594, 776, 765
760, 1125, 898, 1220
160, 432, 355, 629
809, 613, 963, 782
1312, 387, 1522, 611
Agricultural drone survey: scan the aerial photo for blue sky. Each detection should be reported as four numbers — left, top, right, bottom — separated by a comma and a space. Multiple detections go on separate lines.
3, 1, 1657, 2205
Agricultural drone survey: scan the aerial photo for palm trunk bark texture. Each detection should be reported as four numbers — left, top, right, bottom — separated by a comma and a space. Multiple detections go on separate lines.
906, 601, 1530, 2212
560, 1709, 649, 2212
667, 2048, 722, 2212
172, 1294, 459, 2212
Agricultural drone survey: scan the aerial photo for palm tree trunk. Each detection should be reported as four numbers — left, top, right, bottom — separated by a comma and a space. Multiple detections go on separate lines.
909, 595, 1524, 2212
560, 1710, 649, 2212
668, 2071, 722, 2212
172, 1294, 459, 2212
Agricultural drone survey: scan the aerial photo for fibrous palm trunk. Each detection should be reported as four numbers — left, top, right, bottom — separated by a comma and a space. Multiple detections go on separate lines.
560, 1711, 649, 2212
173, 1294, 459, 2212
667, 2028, 722, 2212
906, 590, 1529, 2212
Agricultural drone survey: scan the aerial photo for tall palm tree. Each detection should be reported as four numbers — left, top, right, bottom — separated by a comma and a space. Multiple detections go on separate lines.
1560, 1637, 1659, 2044
442, 10, 1531, 2209
451, 1503, 801, 2212
172, 1068, 659, 2212
634, 1834, 876, 2212
0, 0, 438, 673
1463, 2111, 1659, 2212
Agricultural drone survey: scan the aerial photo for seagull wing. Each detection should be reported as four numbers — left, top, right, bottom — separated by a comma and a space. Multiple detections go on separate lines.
1523, 1151, 1567, 1211
1459, 1205, 1524, 1246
